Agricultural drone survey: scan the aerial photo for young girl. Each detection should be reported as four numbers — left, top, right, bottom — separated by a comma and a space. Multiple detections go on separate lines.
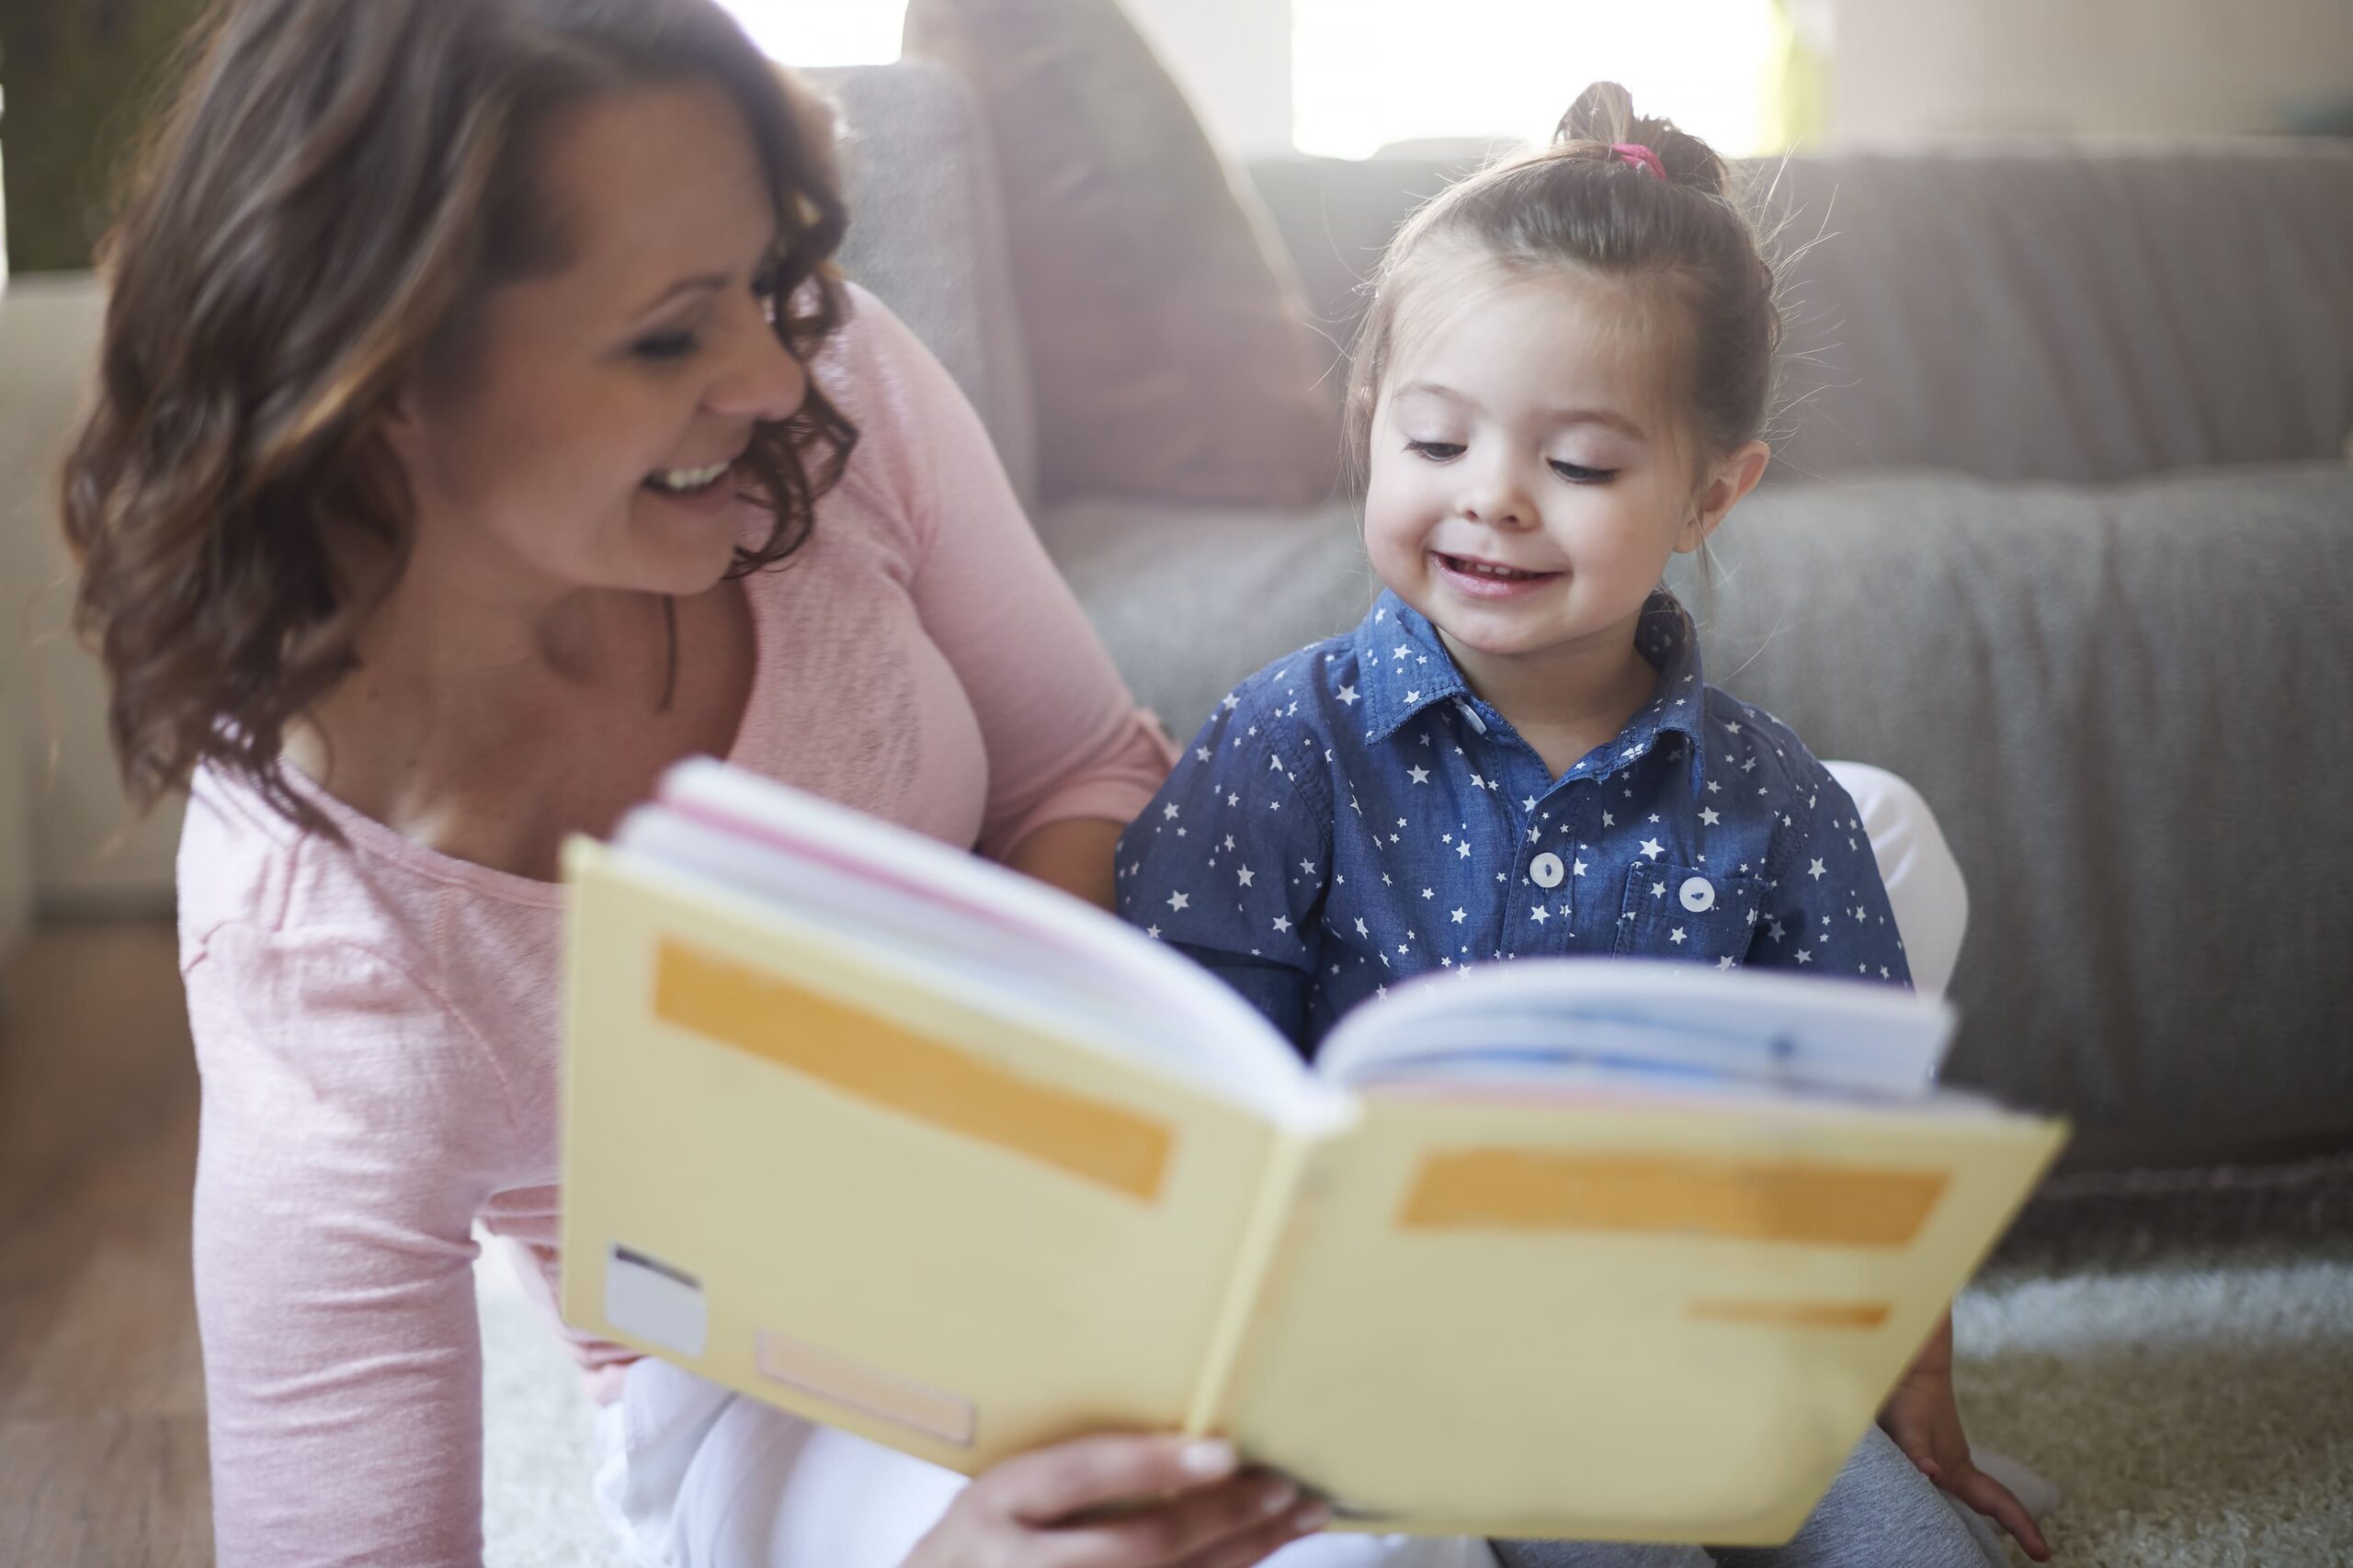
1118, 85, 2050, 1568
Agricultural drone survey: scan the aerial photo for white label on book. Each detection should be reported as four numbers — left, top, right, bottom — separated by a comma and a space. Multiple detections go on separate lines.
606, 1243, 708, 1358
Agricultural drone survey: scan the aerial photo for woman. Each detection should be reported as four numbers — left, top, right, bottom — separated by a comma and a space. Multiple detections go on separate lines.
63, 1, 1329, 1562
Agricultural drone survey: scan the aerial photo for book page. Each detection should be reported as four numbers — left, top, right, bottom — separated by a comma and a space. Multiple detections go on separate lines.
638, 759, 1337, 1127
562, 843, 1312, 1473
1314, 962, 1953, 1098
1210, 1086, 2063, 1541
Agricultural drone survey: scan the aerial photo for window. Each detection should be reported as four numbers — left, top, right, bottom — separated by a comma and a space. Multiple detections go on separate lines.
1292, 0, 1784, 159
714, 0, 908, 67
715, 0, 1790, 159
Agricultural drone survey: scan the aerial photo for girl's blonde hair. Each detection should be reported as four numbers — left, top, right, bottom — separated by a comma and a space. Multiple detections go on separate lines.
1345, 82, 1780, 482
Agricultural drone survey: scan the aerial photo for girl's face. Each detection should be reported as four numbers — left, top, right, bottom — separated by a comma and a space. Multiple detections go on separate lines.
387, 82, 808, 605
1363, 266, 1766, 677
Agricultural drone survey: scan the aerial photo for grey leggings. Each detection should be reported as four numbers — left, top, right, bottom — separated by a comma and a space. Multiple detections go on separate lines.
1491, 1426, 2009, 1568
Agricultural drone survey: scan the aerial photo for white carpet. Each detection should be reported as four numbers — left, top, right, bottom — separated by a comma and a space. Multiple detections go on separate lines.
477, 1197, 2353, 1568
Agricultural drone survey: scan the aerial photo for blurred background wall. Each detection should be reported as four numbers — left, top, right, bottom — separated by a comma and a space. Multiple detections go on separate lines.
0, 0, 2347, 940
1834, 0, 2353, 141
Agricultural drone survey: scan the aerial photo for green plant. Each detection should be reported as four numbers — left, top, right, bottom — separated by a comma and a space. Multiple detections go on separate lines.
1, 0, 214, 274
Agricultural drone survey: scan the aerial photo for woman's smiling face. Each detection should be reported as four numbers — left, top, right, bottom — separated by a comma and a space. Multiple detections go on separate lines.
388, 80, 810, 603
1363, 264, 1756, 672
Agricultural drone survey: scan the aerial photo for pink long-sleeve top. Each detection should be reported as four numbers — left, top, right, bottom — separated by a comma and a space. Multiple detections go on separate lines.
177, 287, 1176, 1567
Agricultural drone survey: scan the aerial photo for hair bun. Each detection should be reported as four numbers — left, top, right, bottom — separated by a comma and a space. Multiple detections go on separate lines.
1554, 80, 1732, 199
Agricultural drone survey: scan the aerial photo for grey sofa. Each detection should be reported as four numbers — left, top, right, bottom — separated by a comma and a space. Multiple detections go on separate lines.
820, 62, 2353, 1175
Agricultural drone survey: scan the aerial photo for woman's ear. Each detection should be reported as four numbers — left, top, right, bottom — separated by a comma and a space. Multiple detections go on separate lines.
376, 382, 427, 470
1677, 439, 1769, 552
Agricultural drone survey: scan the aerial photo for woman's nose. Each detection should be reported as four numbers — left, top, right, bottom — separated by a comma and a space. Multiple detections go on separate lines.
708, 298, 809, 425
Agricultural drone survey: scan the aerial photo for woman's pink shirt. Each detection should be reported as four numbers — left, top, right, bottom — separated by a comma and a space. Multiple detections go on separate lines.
176, 290, 1176, 1565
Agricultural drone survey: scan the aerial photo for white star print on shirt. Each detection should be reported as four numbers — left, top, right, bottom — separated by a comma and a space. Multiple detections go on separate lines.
1113, 586, 1912, 1054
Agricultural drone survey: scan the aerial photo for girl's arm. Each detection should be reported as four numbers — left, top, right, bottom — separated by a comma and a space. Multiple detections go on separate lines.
1115, 691, 1334, 1052
1745, 760, 1913, 985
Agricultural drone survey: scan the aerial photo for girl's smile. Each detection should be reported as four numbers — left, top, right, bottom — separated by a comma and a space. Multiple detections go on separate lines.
1429, 550, 1563, 597
1359, 265, 1767, 755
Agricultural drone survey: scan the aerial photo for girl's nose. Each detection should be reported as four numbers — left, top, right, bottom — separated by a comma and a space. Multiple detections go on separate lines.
1459, 467, 1534, 529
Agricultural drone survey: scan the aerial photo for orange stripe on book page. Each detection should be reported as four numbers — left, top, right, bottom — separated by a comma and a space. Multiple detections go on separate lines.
1398, 1151, 1945, 1246
655, 938, 1171, 1201
1688, 1299, 1894, 1330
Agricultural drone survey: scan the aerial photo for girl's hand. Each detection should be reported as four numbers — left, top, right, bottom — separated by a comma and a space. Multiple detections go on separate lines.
904, 1433, 1331, 1568
1878, 1312, 2052, 1562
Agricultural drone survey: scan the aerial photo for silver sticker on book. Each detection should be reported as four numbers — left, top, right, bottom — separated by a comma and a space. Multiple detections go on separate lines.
606, 1243, 708, 1358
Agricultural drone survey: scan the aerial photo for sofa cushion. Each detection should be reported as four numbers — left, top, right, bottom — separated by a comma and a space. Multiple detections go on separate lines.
901, 0, 1340, 508
1046, 462, 2353, 1168
811, 62, 1039, 507
1668, 462, 2353, 1164
1031, 496, 1370, 737
1246, 141, 2353, 485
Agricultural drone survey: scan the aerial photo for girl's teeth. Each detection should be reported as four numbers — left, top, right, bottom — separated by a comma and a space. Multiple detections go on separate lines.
1452, 556, 1538, 579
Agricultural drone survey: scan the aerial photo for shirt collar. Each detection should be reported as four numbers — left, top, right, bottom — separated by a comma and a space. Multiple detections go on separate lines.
1354, 591, 1471, 744
1355, 588, 1712, 782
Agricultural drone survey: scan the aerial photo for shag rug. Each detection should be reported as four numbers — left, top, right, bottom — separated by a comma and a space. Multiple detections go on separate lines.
477, 1157, 2353, 1568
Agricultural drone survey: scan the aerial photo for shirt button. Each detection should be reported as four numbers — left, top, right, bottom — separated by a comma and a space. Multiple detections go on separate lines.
1530, 852, 1566, 888
1679, 876, 1716, 913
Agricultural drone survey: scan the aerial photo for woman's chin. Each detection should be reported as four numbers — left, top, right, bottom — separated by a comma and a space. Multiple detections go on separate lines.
631, 490, 753, 589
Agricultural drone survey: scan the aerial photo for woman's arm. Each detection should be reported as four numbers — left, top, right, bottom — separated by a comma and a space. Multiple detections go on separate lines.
1004, 815, 1124, 910
188, 930, 506, 1568
851, 294, 1176, 864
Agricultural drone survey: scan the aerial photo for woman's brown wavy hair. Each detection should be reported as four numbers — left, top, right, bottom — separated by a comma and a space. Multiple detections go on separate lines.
60, 0, 858, 830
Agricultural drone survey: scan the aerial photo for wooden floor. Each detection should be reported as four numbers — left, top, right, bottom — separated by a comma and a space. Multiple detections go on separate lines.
0, 922, 212, 1567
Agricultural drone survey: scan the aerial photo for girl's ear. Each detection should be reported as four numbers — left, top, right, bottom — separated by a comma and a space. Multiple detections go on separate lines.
1677, 439, 1769, 552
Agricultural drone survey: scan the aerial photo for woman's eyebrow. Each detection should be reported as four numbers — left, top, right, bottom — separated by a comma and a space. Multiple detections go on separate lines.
628, 225, 786, 320
631, 275, 730, 319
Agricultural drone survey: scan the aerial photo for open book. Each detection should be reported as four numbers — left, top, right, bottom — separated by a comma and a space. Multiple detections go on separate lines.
559, 757, 2066, 1545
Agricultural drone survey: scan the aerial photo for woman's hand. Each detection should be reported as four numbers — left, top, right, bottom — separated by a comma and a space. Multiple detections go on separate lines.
1879, 1312, 2052, 1562
904, 1433, 1329, 1568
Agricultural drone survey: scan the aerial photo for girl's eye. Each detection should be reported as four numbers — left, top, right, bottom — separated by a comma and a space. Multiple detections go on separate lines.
1550, 459, 1617, 483
634, 331, 700, 362
1405, 439, 1464, 461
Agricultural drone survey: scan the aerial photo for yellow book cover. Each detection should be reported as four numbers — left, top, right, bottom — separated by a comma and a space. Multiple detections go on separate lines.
559, 759, 2065, 1543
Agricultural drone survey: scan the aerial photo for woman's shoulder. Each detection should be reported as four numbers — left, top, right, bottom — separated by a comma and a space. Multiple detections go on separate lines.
793, 281, 956, 550
177, 767, 545, 1095
804, 281, 938, 446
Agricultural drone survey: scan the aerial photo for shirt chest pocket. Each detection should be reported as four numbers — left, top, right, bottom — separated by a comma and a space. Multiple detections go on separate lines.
1614, 862, 1762, 965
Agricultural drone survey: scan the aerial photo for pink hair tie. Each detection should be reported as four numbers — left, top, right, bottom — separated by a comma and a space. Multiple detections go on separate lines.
1611, 142, 1666, 180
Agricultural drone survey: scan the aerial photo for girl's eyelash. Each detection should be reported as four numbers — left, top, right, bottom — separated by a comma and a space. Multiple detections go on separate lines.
1405, 440, 1614, 483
